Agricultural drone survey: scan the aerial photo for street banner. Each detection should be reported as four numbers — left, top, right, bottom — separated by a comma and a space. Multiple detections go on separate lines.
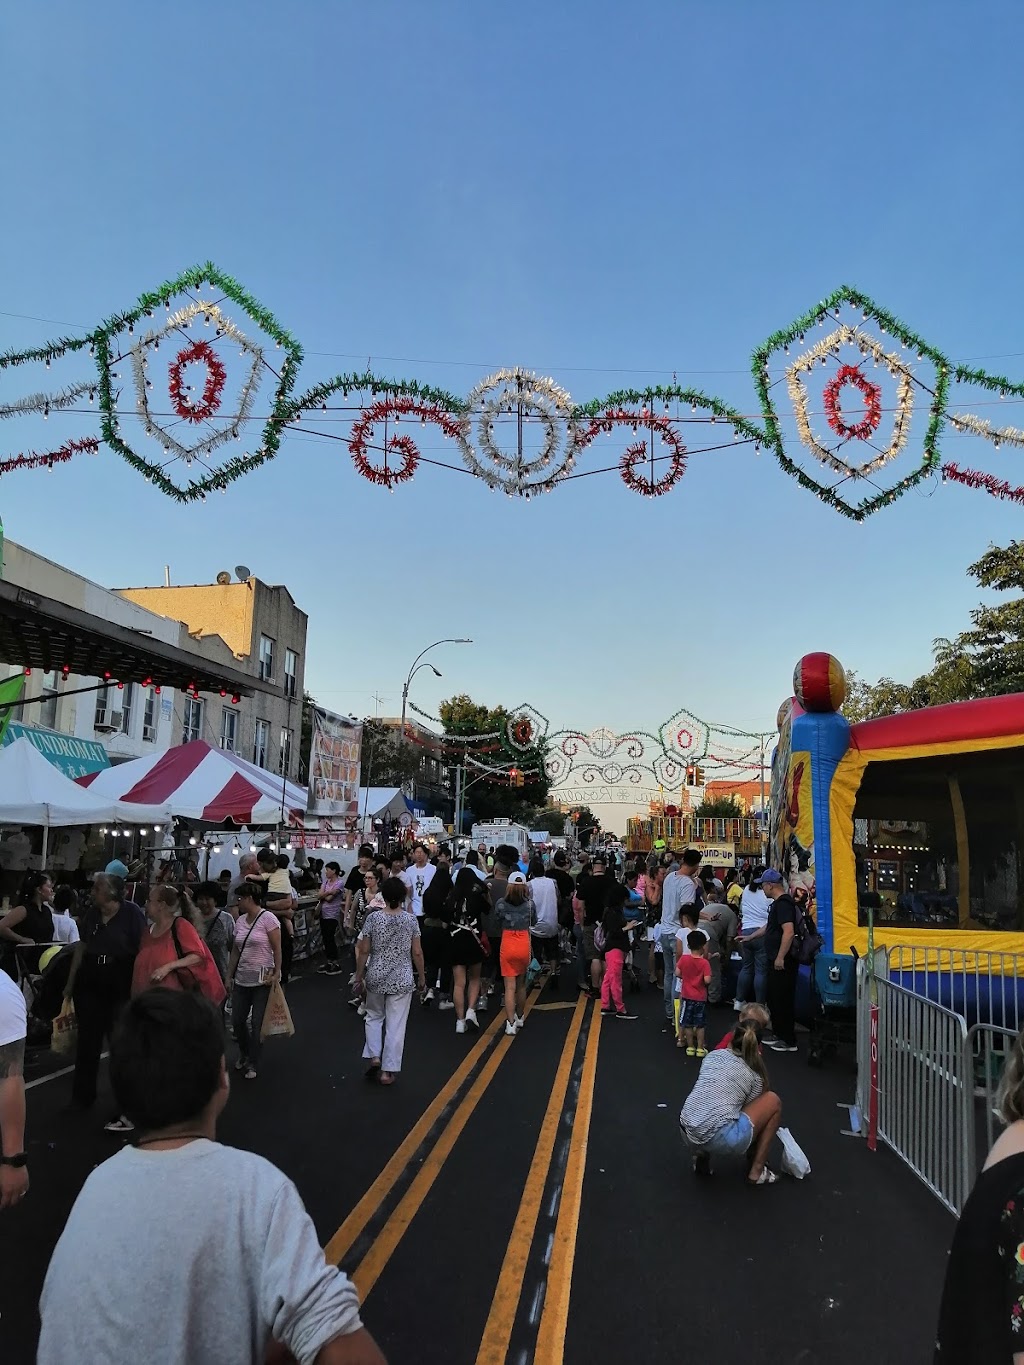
307, 708, 362, 819
692, 841, 736, 868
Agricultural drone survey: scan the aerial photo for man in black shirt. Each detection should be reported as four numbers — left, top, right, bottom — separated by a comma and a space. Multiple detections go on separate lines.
757, 869, 798, 1052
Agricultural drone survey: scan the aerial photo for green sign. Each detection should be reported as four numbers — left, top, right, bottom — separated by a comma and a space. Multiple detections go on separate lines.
1, 722, 111, 779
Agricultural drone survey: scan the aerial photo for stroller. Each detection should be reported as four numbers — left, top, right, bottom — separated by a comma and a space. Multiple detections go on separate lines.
806, 949, 859, 1067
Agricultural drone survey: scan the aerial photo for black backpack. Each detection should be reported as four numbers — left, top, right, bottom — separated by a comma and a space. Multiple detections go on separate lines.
788, 895, 823, 965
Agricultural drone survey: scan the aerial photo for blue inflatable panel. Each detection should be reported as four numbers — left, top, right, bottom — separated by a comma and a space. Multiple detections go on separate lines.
890, 970, 1024, 1030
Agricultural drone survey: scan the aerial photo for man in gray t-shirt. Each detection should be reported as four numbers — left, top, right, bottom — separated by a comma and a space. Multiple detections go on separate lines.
38, 991, 384, 1365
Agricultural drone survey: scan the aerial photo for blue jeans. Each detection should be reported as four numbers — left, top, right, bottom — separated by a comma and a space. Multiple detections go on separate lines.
736, 937, 767, 1004
685, 1113, 754, 1159
661, 931, 679, 1019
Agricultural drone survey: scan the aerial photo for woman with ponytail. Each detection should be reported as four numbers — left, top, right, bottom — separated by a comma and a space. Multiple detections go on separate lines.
679, 1003, 782, 1185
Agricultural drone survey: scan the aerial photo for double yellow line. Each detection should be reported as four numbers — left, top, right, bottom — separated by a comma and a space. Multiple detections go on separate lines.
325, 985, 602, 1362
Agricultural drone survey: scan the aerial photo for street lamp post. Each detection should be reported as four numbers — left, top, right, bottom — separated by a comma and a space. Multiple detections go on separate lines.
399, 638, 472, 744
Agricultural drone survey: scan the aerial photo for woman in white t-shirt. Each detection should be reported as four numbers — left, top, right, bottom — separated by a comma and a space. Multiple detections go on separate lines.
735, 876, 771, 1009
225, 883, 281, 1082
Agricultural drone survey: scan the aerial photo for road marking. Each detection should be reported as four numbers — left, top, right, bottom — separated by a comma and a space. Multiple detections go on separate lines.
326, 984, 544, 1275
26, 1053, 108, 1090
474, 994, 588, 1365
533, 1001, 579, 1012
534, 1005, 602, 1363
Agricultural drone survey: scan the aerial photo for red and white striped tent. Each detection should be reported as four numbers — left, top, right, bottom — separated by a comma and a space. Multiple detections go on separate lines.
77, 740, 307, 826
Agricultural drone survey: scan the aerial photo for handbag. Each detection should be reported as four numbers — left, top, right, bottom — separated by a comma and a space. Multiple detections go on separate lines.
778, 1126, 811, 1179
170, 918, 227, 1006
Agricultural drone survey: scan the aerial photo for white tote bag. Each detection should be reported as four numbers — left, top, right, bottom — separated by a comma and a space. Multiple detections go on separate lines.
778, 1126, 811, 1179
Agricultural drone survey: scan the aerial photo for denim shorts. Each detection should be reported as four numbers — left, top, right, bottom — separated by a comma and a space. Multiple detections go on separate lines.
680, 999, 706, 1029
701, 1113, 754, 1158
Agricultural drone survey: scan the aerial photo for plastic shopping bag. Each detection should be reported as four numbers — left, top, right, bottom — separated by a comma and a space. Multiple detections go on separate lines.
260, 982, 295, 1040
778, 1126, 811, 1179
51, 998, 77, 1056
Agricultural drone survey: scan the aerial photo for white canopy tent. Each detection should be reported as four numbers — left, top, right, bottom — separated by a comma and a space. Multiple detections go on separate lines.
356, 787, 411, 827
0, 738, 172, 864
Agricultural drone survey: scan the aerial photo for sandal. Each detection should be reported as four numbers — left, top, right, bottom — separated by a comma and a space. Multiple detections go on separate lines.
364, 1062, 382, 1082
748, 1166, 778, 1186
378, 1072, 396, 1086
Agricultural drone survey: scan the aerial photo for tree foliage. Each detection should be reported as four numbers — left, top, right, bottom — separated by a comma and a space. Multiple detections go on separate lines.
438, 694, 550, 823
844, 541, 1024, 721
693, 795, 745, 819
360, 717, 422, 789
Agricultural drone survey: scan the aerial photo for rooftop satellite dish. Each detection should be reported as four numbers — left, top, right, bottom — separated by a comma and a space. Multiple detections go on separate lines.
216, 570, 232, 585
235, 565, 251, 581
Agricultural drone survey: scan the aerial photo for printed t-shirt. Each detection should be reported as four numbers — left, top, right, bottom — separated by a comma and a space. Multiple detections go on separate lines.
360, 910, 420, 994
401, 863, 436, 918
678, 953, 712, 1001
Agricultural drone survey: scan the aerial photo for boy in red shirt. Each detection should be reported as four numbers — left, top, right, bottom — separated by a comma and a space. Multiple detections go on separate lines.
677, 931, 711, 1056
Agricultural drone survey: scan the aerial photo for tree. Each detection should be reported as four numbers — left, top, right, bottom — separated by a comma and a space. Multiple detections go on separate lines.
694, 795, 745, 819
845, 541, 1024, 719
359, 718, 421, 790
566, 805, 600, 849
438, 694, 550, 823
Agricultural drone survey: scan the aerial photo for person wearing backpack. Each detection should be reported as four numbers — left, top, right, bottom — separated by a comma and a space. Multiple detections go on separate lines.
756, 870, 799, 1053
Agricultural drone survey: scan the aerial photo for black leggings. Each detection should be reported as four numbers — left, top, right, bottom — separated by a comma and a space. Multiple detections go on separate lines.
321, 917, 339, 962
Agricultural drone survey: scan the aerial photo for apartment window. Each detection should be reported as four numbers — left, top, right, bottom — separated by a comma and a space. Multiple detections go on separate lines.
39, 671, 59, 729
119, 682, 134, 736
221, 708, 239, 753
258, 635, 275, 683
94, 684, 113, 730
143, 687, 158, 743
284, 648, 298, 699
278, 726, 293, 776
182, 696, 204, 744
253, 718, 269, 768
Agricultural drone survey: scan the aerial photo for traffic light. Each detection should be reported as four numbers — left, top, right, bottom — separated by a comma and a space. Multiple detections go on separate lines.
509, 767, 524, 788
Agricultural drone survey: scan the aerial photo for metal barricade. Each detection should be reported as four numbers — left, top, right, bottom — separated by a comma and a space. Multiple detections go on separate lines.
882, 944, 1024, 1034
873, 976, 973, 1216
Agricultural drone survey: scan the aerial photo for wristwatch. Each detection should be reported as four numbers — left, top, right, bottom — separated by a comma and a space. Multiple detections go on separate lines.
0, 1152, 27, 1167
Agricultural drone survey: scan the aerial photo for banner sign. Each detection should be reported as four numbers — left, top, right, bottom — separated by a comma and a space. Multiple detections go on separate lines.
1, 721, 110, 779
692, 841, 736, 868
307, 709, 362, 819
415, 816, 446, 836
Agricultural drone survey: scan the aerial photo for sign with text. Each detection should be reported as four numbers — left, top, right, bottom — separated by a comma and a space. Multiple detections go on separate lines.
692, 841, 736, 868
307, 709, 361, 819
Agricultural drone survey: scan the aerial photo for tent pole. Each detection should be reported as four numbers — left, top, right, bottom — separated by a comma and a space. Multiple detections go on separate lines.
41, 823, 48, 872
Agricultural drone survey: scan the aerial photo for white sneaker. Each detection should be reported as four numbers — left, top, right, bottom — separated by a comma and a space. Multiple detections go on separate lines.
438, 998, 455, 1011
477, 995, 488, 1011
466, 1008, 479, 1030
733, 999, 746, 1012
514, 1014, 524, 1032
425, 987, 435, 1001
505, 1020, 518, 1036
456, 1019, 467, 1034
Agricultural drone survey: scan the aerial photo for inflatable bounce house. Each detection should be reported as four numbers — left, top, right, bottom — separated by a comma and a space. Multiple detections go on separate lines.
773, 653, 1024, 970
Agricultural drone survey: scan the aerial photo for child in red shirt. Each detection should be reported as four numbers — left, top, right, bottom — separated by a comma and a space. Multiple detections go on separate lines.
677, 931, 712, 1056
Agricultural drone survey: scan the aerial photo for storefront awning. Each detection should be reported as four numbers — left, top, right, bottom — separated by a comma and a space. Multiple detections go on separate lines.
0, 579, 257, 697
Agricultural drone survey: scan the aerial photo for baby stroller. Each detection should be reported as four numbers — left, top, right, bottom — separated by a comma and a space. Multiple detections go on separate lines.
6, 942, 74, 1048
806, 949, 859, 1067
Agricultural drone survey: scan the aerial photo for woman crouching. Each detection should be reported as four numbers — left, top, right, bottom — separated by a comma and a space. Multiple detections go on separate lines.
679, 1005, 782, 1185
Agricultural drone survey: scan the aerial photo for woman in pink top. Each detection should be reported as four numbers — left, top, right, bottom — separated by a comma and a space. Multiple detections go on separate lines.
225, 882, 282, 1081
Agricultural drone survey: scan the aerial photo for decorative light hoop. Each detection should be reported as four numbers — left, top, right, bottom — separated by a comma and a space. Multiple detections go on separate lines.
784, 324, 916, 479
348, 395, 463, 490
168, 341, 227, 423
572, 407, 687, 497
458, 368, 577, 494
822, 365, 882, 441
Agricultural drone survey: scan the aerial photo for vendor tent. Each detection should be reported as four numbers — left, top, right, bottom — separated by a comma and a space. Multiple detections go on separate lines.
77, 739, 307, 825
0, 737, 171, 828
356, 787, 412, 822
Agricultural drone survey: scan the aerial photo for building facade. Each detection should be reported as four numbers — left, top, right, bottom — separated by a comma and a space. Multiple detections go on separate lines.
117, 575, 307, 781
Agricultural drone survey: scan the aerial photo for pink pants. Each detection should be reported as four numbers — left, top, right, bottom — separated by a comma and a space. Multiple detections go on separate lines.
601, 948, 625, 1013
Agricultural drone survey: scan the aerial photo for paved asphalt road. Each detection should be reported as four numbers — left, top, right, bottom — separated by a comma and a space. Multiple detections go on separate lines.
3, 958, 955, 1364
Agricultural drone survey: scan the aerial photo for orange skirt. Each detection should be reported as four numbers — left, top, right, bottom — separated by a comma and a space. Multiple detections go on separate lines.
499, 928, 531, 977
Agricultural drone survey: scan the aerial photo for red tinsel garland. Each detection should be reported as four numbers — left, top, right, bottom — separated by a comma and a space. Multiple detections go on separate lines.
511, 717, 534, 746
574, 407, 687, 497
822, 365, 882, 441
941, 462, 1024, 505
168, 340, 227, 423
348, 395, 463, 489
0, 437, 99, 476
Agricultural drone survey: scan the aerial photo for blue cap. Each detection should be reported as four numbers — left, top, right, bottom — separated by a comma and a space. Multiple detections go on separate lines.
105, 859, 129, 878
755, 868, 783, 886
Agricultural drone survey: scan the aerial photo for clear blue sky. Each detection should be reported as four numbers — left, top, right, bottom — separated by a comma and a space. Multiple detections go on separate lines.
3, 1, 1024, 826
